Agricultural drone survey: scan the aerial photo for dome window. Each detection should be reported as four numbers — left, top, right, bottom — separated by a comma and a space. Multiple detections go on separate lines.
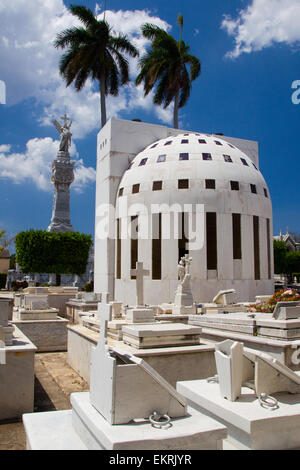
181, 139, 189, 144
157, 154, 166, 163
252, 163, 258, 170
230, 181, 239, 191
132, 184, 140, 194
264, 188, 268, 198
150, 143, 158, 149
215, 141, 222, 146
139, 158, 148, 166
241, 158, 249, 166
178, 179, 189, 189
118, 188, 124, 197
223, 154, 233, 163
250, 184, 257, 194
153, 181, 162, 191
202, 153, 212, 161
206, 179, 216, 189
228, 143, 235, 148
198, 139, 207, 144
164, 140, 172, 146
179, 153, 189, 161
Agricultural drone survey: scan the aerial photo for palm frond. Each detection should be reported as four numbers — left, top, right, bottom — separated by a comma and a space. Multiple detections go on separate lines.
109, 35, 139, 57
54, 27, 89, 49
70, 5, 98, 28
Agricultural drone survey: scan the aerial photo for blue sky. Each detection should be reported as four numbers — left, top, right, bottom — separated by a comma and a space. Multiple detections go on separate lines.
0, 0, 300, 248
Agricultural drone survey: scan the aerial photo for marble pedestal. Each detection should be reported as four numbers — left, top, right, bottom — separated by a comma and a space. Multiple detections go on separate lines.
23, 391, 227, 450
0, 326, 36, 421
177, 379, 300, 450
173, 282, 196, 315
122, 323, 202, 349
126, 307, 155, 323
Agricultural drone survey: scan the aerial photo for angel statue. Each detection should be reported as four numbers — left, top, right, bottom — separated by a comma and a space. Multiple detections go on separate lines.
177, 254, 193, 285
53, 113, 72, 153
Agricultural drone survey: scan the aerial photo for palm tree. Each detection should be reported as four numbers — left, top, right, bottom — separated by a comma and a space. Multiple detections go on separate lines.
135, 18, 201, 129
54, 5, 139, 128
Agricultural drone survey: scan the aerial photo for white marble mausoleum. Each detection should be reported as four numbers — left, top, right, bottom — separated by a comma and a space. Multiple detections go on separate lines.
94, 118, 273, 305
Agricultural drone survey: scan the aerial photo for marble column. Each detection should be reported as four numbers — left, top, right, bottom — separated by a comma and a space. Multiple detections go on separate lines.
48, 150, 74, 233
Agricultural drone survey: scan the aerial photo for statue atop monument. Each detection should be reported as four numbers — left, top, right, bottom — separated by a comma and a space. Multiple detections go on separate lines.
53, 113, 72, 154
48, 113, 74, 233
174, 254, 196, 315
177, 254, 192, 284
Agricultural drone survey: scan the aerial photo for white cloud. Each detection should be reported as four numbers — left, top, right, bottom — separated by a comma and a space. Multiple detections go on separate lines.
0, 137, 95, 192
222, 0, 300, 58
0, 1, 172, 138
0, 145, 11, 153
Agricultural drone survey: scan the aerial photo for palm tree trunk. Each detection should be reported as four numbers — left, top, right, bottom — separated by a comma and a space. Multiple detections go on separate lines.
174, 90, 179, 129
99, 72, 107, 128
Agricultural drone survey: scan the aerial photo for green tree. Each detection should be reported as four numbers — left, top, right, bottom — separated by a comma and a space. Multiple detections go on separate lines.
0, 230, 6, 255
54, 5, 139, 128
15, 230, 92, 277
274, 240, 288, 274
285, 252, 300, 282
135, 17, 201, 129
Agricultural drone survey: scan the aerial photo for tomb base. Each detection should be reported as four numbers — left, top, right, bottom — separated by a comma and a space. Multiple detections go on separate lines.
13, 317, 68, 352
122, 323, 202, 349
126, 307, 155, 323
67, 324, 216, 386
0, 326, 36, 421
23, 391, 227, 450
177, 379, 300, 450
16, 308, 58, 321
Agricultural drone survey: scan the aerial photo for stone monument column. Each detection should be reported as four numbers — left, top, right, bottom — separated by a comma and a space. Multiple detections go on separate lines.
48, 114, 74, 233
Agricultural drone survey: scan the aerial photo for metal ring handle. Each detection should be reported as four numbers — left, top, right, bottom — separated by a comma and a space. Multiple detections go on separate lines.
258, 393, 279, 410
149, 412, 171, 429
207, 374, 219, 384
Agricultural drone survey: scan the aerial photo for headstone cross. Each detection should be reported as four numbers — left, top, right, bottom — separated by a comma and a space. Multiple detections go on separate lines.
61, 112, 72, 129
130, 262, 150, 307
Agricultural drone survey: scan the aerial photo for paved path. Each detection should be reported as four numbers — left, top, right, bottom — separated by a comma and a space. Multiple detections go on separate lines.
0, 352, 89, 450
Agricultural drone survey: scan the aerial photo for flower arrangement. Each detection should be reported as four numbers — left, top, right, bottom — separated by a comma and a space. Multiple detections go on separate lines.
249, 289, 300, 313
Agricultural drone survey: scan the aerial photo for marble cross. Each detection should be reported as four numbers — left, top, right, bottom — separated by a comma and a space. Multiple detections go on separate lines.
97, 293, 112, 348
130, 262, 150, 307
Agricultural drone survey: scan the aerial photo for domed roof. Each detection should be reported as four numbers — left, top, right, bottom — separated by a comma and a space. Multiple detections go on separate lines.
116, 132, 271, 216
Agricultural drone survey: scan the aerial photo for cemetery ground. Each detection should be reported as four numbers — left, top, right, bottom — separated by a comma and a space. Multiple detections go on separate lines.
0, 352, 89, 450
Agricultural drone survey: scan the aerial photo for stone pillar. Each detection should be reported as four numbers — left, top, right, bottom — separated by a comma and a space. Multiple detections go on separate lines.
47, 151, 74, 233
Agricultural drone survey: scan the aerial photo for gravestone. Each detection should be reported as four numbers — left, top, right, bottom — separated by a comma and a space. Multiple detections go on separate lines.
213, 289, 236, 306
90, 296, 187, 424
177, 341, 300, 449
272, 301, 300, 320
0, 298, 14, 346
126, 262, 155, 323
214, 339, 244, 401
